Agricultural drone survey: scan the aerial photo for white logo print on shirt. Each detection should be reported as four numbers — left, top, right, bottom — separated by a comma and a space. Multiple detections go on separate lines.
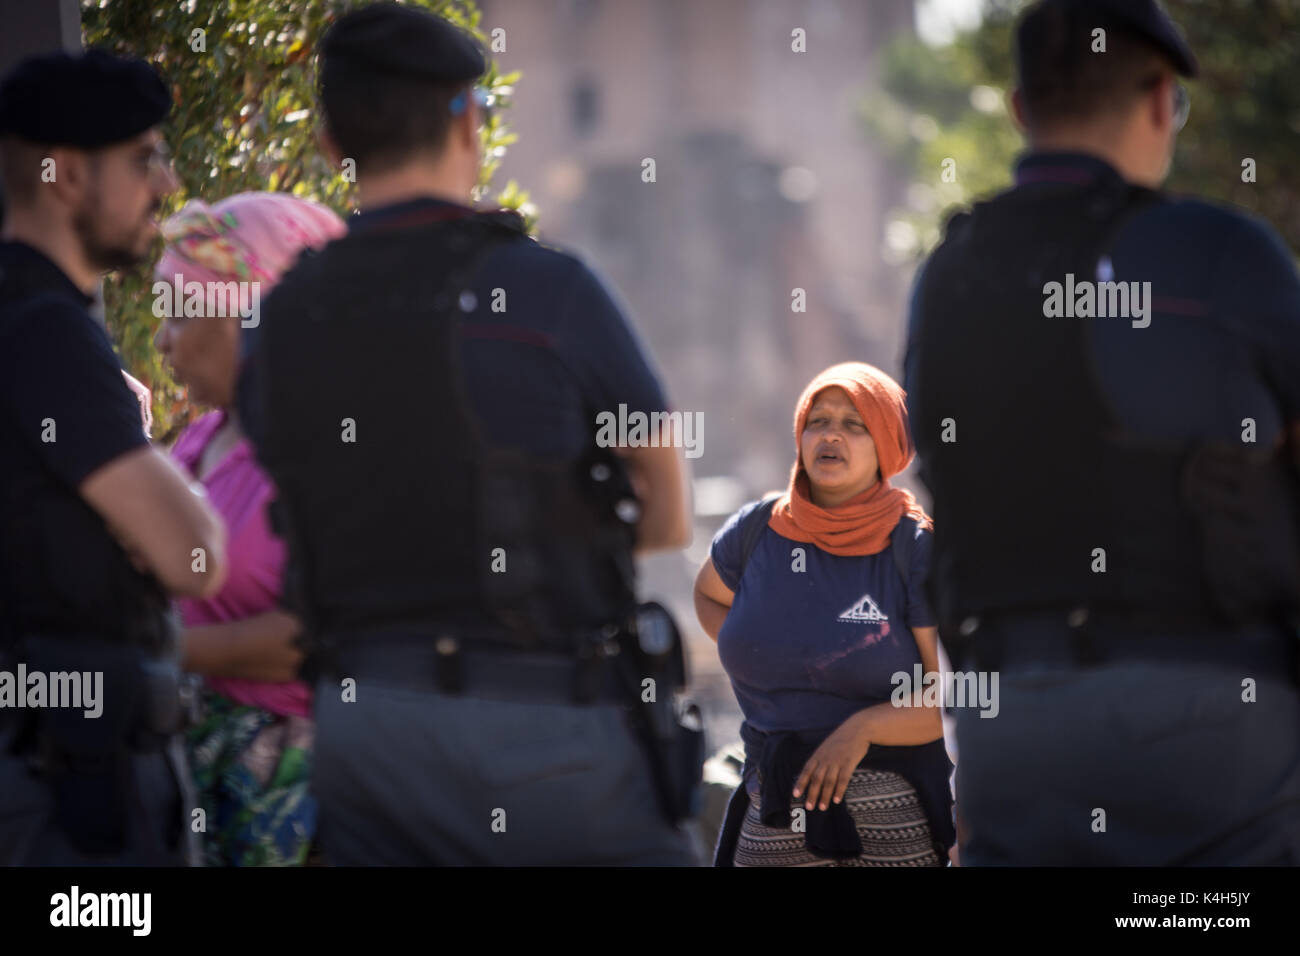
837, 593, 888, 623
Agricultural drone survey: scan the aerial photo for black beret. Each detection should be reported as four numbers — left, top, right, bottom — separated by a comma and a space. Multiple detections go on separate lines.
0, 47, 171, 147
321, 2, 486, 85
1096, 0, 1197, 77
1021, 0, 1198, 79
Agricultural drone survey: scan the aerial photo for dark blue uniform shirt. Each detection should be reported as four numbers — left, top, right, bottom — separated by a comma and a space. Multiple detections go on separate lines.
0, 241, 151, 638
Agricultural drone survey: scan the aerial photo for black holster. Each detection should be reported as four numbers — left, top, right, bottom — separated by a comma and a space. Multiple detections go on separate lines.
610, 602, 705, 825
6, 633, 187, 857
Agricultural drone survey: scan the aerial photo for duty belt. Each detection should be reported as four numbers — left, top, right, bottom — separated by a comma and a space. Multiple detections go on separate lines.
946, 605, 1299, 680
0, 634, 192, 750
322, 629, 629, 705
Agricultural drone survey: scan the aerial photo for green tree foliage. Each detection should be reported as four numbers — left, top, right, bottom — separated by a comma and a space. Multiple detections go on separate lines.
865, 0, 1300, 261
81, 0, 529, 442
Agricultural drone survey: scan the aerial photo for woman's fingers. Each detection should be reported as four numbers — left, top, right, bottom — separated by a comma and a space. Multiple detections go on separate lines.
797, 750, 867, 810
793, 762, 812, 800
832, 767, 853, 805
796, 759, 860, 811
802, 761, 830, 811
816, 765, 840, 810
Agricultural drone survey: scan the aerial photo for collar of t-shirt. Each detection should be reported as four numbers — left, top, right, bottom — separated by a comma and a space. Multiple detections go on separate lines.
0, 240, 94, 307
1014, 150, 1125, 188
348, 195, 479, 234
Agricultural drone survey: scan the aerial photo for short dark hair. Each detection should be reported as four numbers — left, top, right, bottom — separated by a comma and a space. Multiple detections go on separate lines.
320, 67, 463, 174
0, 136, 50, 210
1015, 3, 1172, 130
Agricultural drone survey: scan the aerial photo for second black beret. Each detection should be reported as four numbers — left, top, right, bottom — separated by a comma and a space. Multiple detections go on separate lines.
0, 47, 171, 147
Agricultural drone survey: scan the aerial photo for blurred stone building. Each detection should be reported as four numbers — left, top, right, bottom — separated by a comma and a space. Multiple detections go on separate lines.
483, 0, 916, 501
479, 0, 920, 734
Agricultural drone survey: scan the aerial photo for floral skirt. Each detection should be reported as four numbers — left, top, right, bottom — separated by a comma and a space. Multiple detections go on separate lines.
184, 691, 316, 867
734, 767, 942, 867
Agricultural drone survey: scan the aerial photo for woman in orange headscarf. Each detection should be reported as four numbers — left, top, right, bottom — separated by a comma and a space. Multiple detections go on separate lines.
695, 362, 953, 866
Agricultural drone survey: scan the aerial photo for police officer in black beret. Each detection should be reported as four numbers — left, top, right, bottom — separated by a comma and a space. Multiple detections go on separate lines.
238, 3, 698, 864
906, 0, 1300, 864
0, 48, 227, 864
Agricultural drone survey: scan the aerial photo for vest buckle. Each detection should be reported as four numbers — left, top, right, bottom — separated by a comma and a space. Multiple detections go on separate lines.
434, 634, 465, 694
1066, 606, 1105, 666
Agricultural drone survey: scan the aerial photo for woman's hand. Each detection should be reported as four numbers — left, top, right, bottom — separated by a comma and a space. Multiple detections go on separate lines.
182, 608, 304, 681
793, 710, 873, 811
247, 608, 305, 681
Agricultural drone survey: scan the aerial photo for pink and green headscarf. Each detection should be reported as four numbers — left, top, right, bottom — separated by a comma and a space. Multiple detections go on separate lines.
158, 192, 346, 288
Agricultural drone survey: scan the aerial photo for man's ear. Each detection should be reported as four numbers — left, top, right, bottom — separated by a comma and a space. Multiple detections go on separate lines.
316, 126, 344, 168
45, 145, 89, 209
1148, 74, 1174, 133
454, 107, 477, 151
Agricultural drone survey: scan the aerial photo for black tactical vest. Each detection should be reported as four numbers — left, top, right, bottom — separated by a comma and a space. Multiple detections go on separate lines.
256, 211, 639, 654
909, 175, 1300, 633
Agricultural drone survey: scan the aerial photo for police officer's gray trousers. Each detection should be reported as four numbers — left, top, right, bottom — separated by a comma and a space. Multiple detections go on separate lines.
954, 620, 1300, 865
0, 731, 199, 866
311, 678, 699, 865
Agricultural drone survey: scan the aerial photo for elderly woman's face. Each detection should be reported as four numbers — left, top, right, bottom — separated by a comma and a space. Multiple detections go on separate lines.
800, 386, 879, 499
151, 273, 241, 409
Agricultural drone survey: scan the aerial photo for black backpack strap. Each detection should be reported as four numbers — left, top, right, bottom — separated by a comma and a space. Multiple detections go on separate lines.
890, 514, 918, 588
737, 494, 782, 581
960, 178, 1166, 286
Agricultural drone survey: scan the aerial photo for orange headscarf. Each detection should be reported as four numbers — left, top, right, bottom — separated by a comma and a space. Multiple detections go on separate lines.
768, 362, 932, 556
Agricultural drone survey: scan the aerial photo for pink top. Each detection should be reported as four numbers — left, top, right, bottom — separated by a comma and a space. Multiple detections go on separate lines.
171, 409, 311, 719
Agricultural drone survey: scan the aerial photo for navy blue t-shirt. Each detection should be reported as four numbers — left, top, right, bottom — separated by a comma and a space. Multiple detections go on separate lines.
710, 499, 936, 736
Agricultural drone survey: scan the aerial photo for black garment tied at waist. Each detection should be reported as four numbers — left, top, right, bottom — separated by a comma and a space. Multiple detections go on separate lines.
734, 722, 955, 863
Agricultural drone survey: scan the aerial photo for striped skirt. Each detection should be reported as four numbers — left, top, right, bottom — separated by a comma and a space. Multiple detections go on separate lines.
734, 767, 942, 867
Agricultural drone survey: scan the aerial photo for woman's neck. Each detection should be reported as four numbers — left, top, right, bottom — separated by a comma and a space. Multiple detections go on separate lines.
195, 406, 244, 482
810, 477, 878, 509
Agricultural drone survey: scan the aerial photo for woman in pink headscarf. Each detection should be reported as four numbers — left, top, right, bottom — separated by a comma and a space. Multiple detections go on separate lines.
153, 192, 346, 866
